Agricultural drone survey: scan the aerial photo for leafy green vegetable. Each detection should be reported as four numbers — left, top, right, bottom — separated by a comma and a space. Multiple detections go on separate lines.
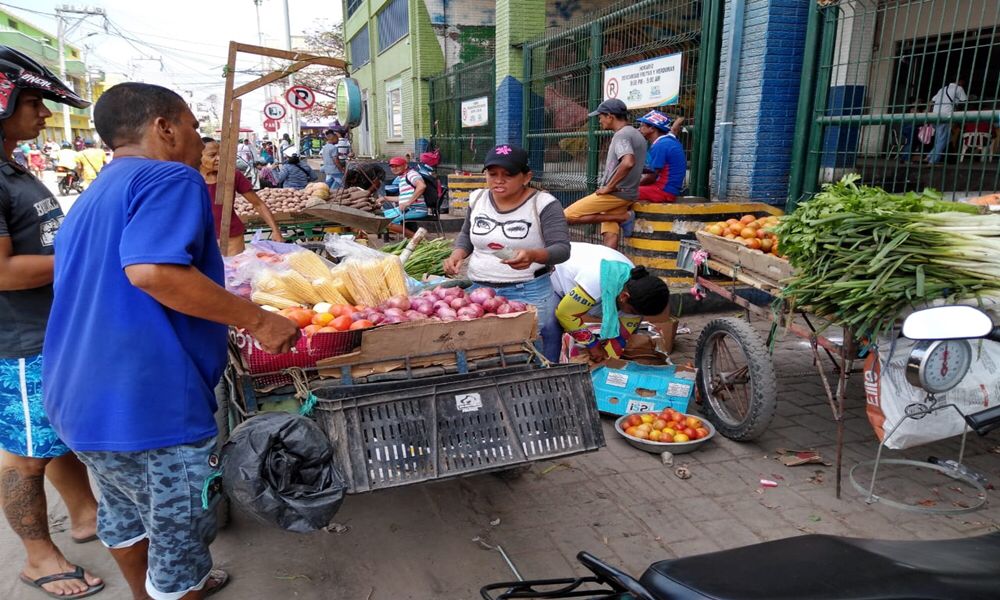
381, 237, 453, 278
775, 175, 1000, 338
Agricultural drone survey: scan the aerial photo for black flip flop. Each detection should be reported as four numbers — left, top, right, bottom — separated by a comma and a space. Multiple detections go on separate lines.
19, 565, 105, 599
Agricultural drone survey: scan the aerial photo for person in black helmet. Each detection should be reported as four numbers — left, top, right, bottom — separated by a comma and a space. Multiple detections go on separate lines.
552, 242, 670, 362
0, 46, 105, 599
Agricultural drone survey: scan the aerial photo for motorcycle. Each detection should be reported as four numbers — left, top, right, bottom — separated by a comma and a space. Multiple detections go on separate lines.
481, 305, 1000, 600
56, 166, 84, 196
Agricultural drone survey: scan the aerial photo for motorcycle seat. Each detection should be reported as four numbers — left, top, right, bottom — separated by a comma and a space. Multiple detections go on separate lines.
638, 532, 1000, 600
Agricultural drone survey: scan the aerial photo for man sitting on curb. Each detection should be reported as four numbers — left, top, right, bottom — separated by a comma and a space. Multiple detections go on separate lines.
637, 110, 687, 203
564, 98, 647, 249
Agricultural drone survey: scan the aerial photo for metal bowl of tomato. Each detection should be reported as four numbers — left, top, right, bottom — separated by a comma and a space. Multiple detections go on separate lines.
614, 409, 715, 454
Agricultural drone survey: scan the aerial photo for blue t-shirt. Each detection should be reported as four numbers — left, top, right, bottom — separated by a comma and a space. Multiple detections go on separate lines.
646, 134, 687, 197
43, 157, 228, 452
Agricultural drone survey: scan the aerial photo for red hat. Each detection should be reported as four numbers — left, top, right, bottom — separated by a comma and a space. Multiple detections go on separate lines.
388, 156, 407, 167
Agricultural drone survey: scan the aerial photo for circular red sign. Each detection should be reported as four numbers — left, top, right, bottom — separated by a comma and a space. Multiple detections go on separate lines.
284, 85, 315, 110
263, 119, 279, 132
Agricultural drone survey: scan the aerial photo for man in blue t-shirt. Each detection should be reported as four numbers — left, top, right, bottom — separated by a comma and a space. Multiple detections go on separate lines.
636, 110, 686, 203
43, 82, 299, 600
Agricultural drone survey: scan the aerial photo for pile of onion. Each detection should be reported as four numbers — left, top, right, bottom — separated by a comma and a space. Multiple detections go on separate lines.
352, 286, 529, 325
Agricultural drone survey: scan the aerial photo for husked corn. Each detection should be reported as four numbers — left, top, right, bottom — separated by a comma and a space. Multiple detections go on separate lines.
250, 291, 300, 309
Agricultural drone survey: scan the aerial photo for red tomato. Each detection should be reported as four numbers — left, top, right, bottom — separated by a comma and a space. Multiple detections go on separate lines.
349, 319, 374, 330
331, 315, 354, 331
682, 427, 696, 438
670, 412, 685, 424
625, 414, 643, 428
316, 326, 338, 333
302, 324, 321, 337
284, 308, 314, 329
694, 427, 710, 440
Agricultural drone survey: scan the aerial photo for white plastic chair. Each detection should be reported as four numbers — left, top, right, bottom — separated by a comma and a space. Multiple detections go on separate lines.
959, 132, 992, 162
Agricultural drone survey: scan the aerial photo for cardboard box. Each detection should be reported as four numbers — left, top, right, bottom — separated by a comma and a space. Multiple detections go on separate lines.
695, 230, 794, 286
317, 309, 538, 378
591, 359, 697, 416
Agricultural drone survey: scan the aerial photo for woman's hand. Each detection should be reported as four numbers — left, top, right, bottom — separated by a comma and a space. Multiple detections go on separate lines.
502, 249, 540, 270
270, 229, 284, 243
443, 250, 469, 277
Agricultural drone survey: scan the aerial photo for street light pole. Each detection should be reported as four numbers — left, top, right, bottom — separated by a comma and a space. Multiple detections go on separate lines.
56, 15, 70, 142
282, 0, 299, 150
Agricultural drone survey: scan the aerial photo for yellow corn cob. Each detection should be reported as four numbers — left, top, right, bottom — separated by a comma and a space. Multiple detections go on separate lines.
278, 270, 322, 304
251, 291, 301, 310
331, 277, 355, 304
312, 278, 349, 305
343, 262, 382, 306
285, 250, 333, 281
382, 256, 408, 297
254, 270, 289, 295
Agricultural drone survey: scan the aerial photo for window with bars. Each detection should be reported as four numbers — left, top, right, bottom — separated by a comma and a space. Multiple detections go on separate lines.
349, 26, 370, 70
377, 0, 409, 53
385, 78, 403, 139
346, 0, 363, 18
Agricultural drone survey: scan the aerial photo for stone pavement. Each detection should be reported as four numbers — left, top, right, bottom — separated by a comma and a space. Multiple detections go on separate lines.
1, 311, 998, 599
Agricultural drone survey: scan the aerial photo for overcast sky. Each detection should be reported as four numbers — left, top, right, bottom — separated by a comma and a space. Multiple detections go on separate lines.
1, 0, 342, 134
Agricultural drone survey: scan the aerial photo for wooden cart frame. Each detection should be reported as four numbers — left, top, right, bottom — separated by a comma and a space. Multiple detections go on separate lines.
693, 257, 859, 498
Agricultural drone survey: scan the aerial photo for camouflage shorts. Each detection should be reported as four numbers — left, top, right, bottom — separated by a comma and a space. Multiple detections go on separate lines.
76, 437, 219, 600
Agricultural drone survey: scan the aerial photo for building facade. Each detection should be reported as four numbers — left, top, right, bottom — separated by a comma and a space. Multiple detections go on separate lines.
0, 8, 100, 144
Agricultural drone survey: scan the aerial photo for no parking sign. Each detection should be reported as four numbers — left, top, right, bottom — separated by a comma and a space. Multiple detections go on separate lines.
284, 85, 315, 111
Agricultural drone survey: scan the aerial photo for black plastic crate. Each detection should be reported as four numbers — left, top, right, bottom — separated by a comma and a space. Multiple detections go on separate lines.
312, 363, 604, 493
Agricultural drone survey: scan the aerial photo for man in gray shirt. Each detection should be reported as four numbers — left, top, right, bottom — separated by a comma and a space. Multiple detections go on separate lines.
320, 129, 343, 188
565, 98, 647, 248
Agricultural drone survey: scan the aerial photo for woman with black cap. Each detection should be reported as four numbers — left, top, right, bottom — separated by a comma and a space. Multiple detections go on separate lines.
552, 242, 670, 361
443, 143, 571, 362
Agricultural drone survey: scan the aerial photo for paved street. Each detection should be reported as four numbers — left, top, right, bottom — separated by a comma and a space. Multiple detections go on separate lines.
2, 307, 998, 599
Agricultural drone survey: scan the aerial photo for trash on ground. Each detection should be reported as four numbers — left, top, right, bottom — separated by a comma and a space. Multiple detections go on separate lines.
775, 448, 832, 467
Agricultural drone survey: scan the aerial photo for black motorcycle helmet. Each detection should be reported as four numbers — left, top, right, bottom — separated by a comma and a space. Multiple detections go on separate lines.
0, 46, 89, 122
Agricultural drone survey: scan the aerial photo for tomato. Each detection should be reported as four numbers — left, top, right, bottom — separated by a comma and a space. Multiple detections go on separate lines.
673, 433, 690, 443
670, 412, 685, 424
682, 427, 696, 438
636, 424, 652, 434
625, 414, 643, 428
663, 427, 677, 438
349, 319, 374, 330
331, 315, 354, 331
625, 426, 639, 437
694, 427, 710, 440
312, 312, 334, 326
685, 416, 702, 429
648, 430, 663, 442
284, 308, 314, 329
316, 326, 338, 333
302, 324, 321, 337
640, 414, 655, 424
651, 419, 668, 431
740, 214, 756, 225
632, 429, 650, 440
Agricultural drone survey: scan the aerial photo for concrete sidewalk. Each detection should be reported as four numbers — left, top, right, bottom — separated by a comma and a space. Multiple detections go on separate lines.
2, 312, 997, 599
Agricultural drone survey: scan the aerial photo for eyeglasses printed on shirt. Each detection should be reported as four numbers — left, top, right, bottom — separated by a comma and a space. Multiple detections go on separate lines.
471, 215, 532, 240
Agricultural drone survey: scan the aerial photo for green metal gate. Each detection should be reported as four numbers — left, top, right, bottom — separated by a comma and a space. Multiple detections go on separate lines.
521, 0, 719, 201
427, 58, 496, 172
789, 0, 1000, 209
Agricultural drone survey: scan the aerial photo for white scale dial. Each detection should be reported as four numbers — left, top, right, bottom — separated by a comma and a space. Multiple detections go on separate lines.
906, 340, 973, 394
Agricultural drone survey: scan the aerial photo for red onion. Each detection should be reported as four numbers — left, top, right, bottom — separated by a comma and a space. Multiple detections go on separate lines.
507, 301, 527, 312
413, 301, 435, 316
480, 297, 501, 313
450, 297, 470, 309
367, 313, 385, 325
433, 300, 452, 312
468, 287, 496, 305
457, 315, 474, 321
466, 303, 484, 318
350, 311, 367, 322
442, 286, 463, 299
404, 310, 427, 321
435, 306, 457, 320
385, 295, 411, 311
495, 295, 507, 304
383, 307, 405, 318
496, 303, 513, 315
384, 315, 406, 324
457, 306, 480, 319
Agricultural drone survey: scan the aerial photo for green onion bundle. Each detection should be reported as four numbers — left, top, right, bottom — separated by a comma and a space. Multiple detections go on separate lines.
774, 174, 1000, 338
381, 237, 453, 278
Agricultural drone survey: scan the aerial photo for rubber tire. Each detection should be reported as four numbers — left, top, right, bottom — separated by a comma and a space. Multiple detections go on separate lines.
694, 317, 778, 441
58, 180, 69, 196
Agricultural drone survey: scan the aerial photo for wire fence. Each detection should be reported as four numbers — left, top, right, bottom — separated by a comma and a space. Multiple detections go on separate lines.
522, 0, 703, 207
804, 0, 1000, 200
427, 58, 496, 172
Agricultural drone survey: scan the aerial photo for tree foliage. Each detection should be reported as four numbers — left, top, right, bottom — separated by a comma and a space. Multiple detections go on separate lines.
294, 20, 346, 120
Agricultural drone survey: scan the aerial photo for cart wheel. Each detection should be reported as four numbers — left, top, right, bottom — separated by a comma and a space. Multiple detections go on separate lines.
695, 318, 777, 441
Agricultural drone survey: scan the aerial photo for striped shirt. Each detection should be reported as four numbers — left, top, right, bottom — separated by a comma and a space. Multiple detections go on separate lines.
395, 170, 426, 211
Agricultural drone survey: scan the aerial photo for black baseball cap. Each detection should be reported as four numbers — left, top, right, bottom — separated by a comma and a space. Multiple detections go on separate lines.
483, 143, 530, 174
588, 98, 628, 118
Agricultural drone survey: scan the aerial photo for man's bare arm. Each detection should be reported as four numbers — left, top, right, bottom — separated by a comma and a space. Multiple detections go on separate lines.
0, 237, 53, 291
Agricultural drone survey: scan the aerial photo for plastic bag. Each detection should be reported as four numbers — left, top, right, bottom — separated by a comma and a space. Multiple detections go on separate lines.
323, 233, 386, 263
864, 337, 1000, 449
221, 412, 346, 533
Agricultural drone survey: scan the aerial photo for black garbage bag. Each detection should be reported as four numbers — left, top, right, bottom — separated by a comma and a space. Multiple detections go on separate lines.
221, 412, 346, 533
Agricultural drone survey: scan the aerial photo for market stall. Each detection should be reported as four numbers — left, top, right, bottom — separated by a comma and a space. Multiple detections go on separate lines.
686, 175, 1000, 499
218, 234, 604, 501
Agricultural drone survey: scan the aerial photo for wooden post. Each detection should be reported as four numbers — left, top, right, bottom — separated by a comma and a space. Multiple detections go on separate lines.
214, 41, 347, 252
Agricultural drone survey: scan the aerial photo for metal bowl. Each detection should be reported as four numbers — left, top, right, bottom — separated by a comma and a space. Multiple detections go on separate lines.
614, 412, 716, 454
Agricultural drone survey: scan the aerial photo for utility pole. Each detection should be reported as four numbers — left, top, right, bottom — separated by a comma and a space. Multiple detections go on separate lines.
55, 5, 105, 143
282, 0, 299, 150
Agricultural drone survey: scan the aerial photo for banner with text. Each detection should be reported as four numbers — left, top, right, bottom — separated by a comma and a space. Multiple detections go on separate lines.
461, 96, 489, 128
603, 53, 682, 109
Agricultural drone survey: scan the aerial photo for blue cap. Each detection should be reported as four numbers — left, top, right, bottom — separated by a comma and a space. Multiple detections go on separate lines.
636, 110, 673, 133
